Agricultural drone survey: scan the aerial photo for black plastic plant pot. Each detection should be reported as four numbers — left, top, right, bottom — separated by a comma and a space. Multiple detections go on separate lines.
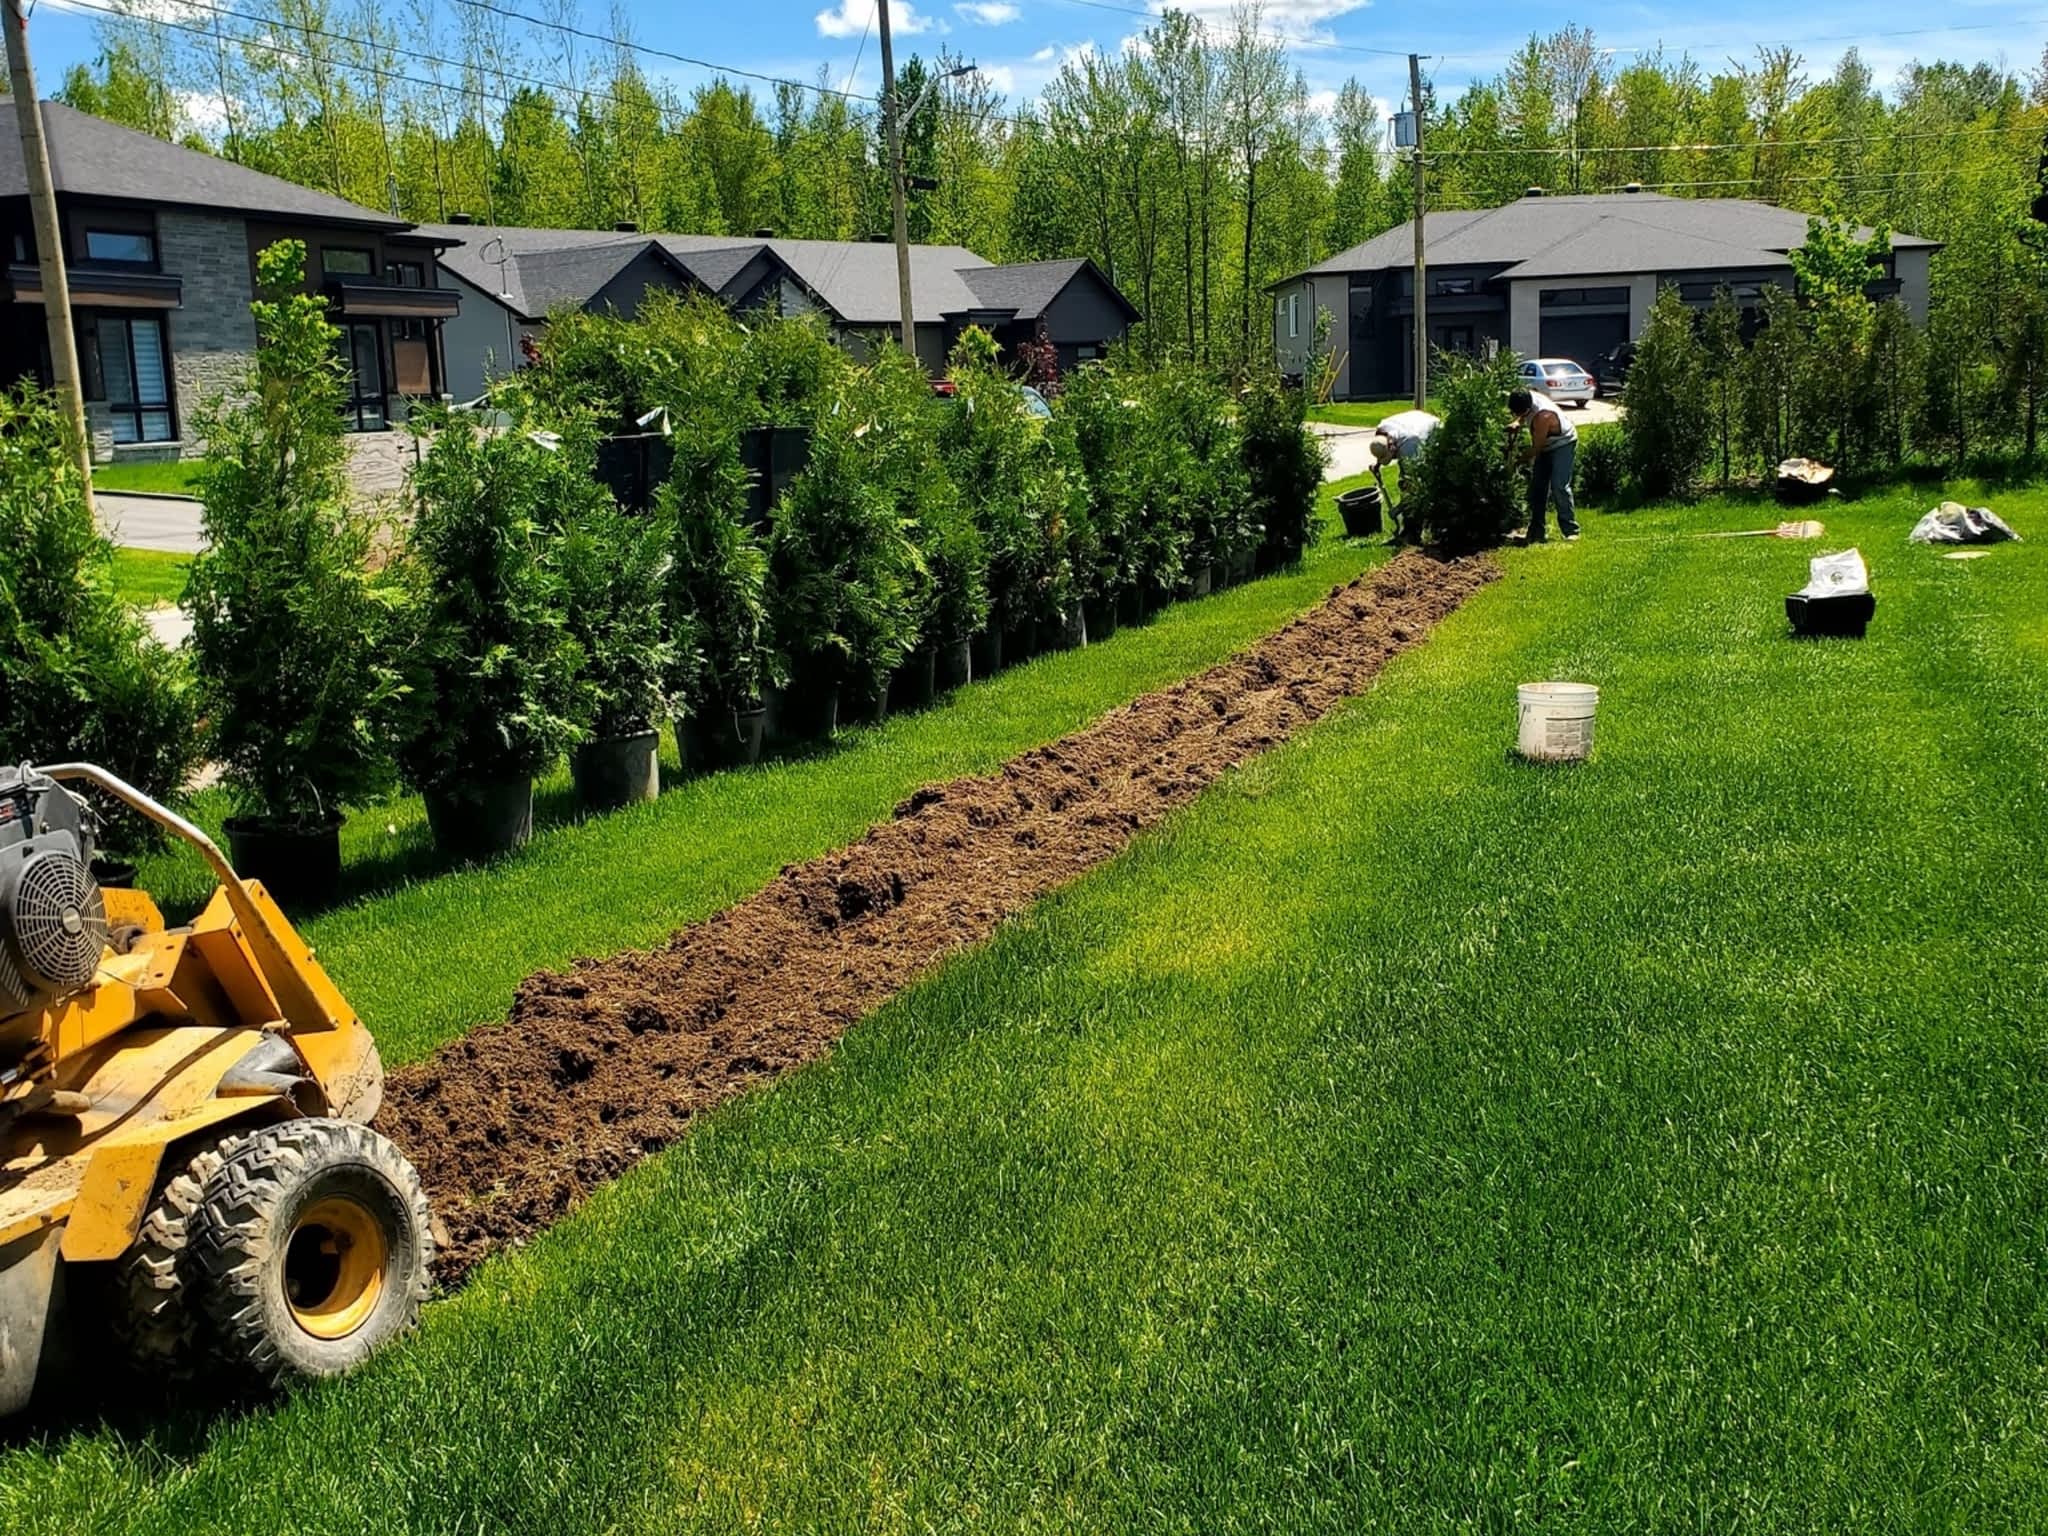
768, 680, 840, 742
224, 812, 344, 909
1786, 591, 1875, 638
890, 649, 939, 712
571, 730, 660, 811
936, 637, 973, 692
1228, 551, 1256, 587
1001, 619, 1039, 667
969, 628, 1002, 678
1085, 597, 1120, 642
1182, 565, 1214, 600
1045, 602, 1087, 652
680, 706, 768, 769
424, 777, 533, 863
1116, 587, 1145, 628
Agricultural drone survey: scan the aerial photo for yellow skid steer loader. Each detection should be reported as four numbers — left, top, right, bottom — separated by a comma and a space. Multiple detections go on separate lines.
0, 763, 432, 1414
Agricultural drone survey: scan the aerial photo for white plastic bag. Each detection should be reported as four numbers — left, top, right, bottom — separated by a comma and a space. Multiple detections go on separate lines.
1909, 501, 2020, 544
1798, 549, 1869, 598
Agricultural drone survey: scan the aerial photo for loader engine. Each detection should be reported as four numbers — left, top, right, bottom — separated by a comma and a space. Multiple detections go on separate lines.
0, 767, 106, 1016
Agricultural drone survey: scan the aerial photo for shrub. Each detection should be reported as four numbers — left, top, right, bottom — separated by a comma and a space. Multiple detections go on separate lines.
864, 348, 986, 647
0, 382, 198, 850
1574, 424, 1627, 507
662, 445, 770, 718
768, 417, 921, 706
1058, 363, 1145, 600
1238, 375, 1325, 564
1399, 350, 1521, 551
942, 329, 1081, 632
398, 415, 588, 796
1622, 285, 1712, 500
552, 426, 675, 741
183, 240, 408, 831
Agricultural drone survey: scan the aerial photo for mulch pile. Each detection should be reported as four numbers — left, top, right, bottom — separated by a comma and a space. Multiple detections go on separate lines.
378, 551, 1499, 1282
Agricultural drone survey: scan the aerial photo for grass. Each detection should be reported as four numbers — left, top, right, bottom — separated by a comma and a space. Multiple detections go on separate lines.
108, 547, 192, 609
1308, 398, 1430, 428
92, 460, 204, 496
7, 478, 2045, 1530
132, 476, 1392, 1067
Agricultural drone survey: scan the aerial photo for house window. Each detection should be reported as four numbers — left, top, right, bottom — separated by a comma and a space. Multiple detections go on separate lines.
1434, 276, 1474, 296
12, 232, 28, 263
322, 248, 375, 278
1540, 286, 1628, 307
389, 260, 426, 288
1286, 292, 1299, 339
85, 229, 155, 265
95, 315, 174, 443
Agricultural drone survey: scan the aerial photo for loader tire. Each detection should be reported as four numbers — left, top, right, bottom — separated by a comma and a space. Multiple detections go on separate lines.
192, 1119, 433, 1387
112, 1135, 242, 1373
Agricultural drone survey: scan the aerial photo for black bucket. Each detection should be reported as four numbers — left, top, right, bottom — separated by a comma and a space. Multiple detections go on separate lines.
1045, 601, 1087, 652
1085, 596, 1120, 642
1337, 485, 1383, 539
970, 628, 1002, 678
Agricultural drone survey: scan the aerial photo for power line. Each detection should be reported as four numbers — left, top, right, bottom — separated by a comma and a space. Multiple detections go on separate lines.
1435, 121, 2046, 158
1042, 0, 1417, 59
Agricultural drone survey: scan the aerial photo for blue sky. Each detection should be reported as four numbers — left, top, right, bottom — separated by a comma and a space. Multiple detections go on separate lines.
28, 0, 2048, 130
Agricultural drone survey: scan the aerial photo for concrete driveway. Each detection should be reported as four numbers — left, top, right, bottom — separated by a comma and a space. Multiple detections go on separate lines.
1314, 397, 1622, 483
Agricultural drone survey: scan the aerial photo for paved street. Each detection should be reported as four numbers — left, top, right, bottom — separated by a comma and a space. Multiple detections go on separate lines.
96, 491, 205, 553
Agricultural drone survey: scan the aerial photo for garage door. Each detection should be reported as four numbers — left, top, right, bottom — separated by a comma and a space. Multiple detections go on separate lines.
1539, 312, 1628, 369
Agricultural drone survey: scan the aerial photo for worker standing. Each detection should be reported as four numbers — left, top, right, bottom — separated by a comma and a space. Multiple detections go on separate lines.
1506, 386, 1579, 543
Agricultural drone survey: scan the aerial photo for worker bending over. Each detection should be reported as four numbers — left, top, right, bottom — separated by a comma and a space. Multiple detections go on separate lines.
1506, 387, 1579, 543
1367, 409, 1440, 530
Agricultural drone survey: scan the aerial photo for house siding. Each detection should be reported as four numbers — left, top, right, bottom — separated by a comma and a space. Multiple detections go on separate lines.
156, 209, 257, 453
438, 265, 530, 403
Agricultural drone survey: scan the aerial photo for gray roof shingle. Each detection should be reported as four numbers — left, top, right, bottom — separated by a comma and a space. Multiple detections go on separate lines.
0, 99, 408, 230
1286, 192, 1933, 285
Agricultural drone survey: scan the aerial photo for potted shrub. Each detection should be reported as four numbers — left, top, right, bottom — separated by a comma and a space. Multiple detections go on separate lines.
664, 443, 771, 771
558, 475, 675, 810
183, 241, 406, 907
399, 416, 587, 861
767, 419, 918, 736
0, 382, 199, 867
1400, 351, 1522, 551
1240, 375, 1326, 570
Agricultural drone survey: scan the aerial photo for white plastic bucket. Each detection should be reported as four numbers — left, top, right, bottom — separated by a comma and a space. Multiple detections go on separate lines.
1517, 681, 1599, 762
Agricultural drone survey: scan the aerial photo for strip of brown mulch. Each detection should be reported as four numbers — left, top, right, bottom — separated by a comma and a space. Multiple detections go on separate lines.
377, 550, 1500, 1283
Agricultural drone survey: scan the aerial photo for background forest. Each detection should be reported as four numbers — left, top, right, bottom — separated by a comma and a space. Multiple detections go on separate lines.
54, 1, 2048, 380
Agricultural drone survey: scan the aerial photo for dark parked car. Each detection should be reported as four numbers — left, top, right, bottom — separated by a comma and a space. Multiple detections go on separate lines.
1596, 341, 1637, 395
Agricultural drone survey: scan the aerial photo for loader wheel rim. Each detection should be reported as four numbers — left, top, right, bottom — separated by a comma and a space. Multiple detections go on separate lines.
284, 1196, 388, 1340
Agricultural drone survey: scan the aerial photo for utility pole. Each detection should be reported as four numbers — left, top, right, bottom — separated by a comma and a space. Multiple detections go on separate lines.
1409, 52, 1427, 410
877, 0, 916, 358
5, 0, 95, 516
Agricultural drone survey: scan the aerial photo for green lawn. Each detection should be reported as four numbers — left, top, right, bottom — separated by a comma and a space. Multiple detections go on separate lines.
133, 476, 1391, 1067
8, 480, 2045, 1530
1309, 398, 1431, 428
109, 547, 193, 609
92, 460, 204, 496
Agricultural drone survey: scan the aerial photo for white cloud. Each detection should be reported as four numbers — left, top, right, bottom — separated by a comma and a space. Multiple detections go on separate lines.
979, 63, 1017, 93
176, 88, 234, 136
1151, 0, 1371, 45
815, 0, 931, 39
1031, 44, 1057, 62
954, 1, 1019, 22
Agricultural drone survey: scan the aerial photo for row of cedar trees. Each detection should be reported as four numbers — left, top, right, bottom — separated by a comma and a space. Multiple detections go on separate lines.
0, 240, 1323, 866
1614, 205, 2048, 502
63, 8, 2048, 378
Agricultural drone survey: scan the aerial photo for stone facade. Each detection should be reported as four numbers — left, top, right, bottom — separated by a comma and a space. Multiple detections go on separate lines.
154, 209, 258, 457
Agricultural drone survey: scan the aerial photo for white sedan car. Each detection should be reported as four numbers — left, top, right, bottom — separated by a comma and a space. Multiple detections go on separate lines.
1518, 357, 1597, 407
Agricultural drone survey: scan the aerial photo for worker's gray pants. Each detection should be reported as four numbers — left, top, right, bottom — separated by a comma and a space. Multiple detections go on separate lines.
1526, 441, 1579, 540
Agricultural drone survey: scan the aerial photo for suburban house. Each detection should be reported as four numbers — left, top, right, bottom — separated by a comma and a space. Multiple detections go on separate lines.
0, 100, 460, 460
426, 222, 1139, 401
1272, 189, 1936, 400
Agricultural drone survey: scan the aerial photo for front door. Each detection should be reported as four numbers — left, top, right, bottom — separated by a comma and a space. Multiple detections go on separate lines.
344, 323, 386, 431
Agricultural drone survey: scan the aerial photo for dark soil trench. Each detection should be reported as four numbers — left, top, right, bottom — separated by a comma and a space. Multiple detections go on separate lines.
377, 551, 1500, 1283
